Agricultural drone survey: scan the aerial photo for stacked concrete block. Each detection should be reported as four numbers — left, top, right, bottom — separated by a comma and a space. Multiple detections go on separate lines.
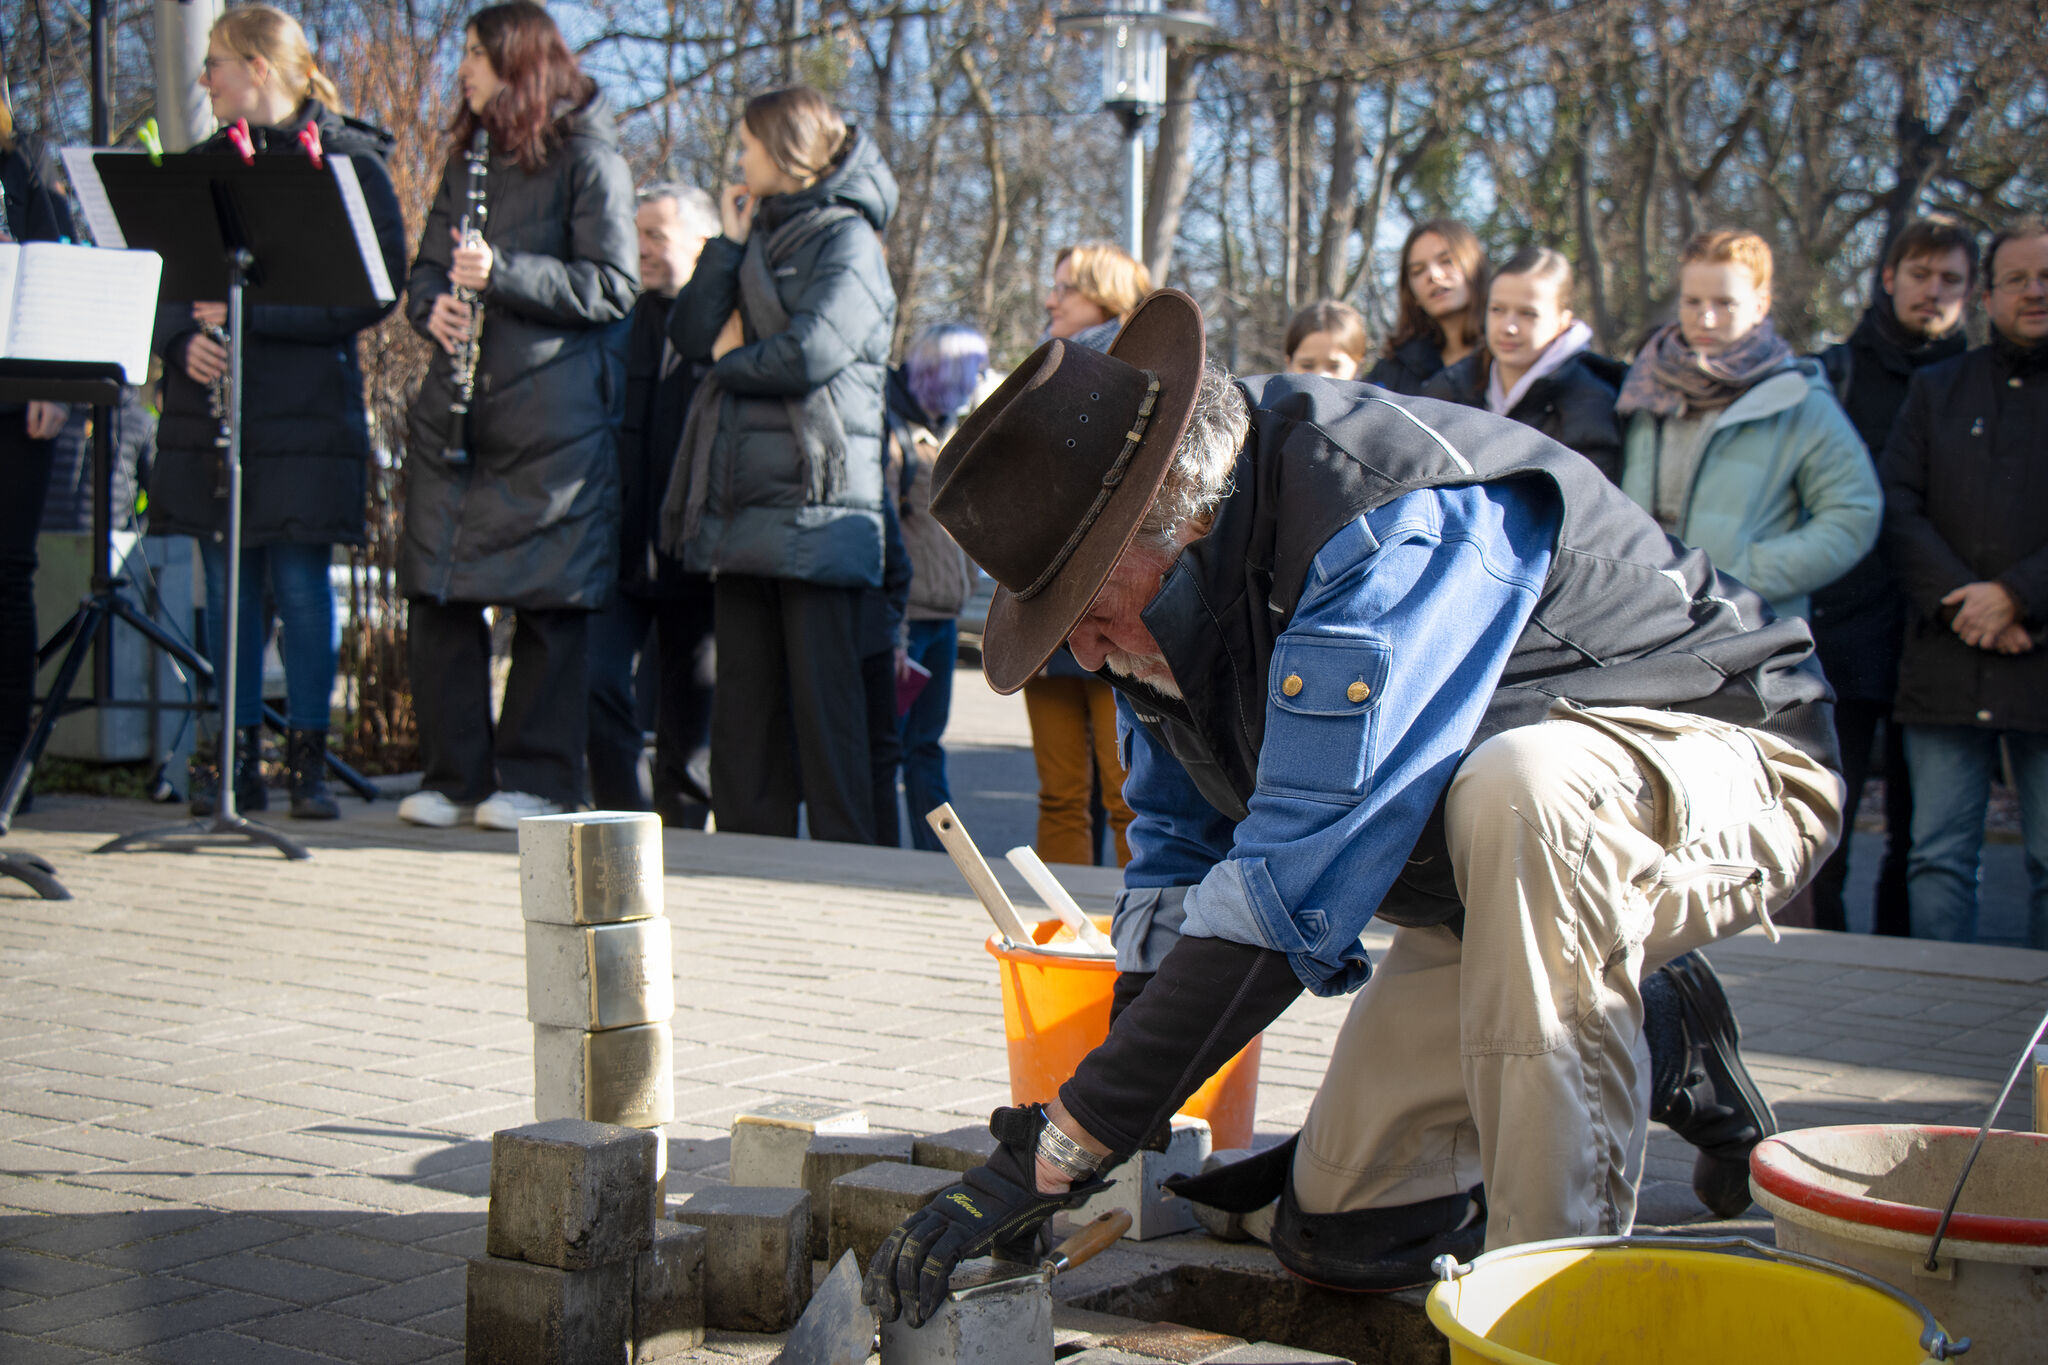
911, 1124, 1001, 1174
802, 1132, 913, 1258
668, 1185, 813, 1332
522, 813, 676, 1134
467, 1119, 704, 1364
877, 1257, 1054, 1365
1072, 1116, 1212, 1240
729, 1099, 867, 1188
828, 1160, 960, 1269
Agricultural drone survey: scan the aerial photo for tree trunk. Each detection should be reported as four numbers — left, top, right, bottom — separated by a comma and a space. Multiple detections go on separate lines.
1572, 122, 1613, 345
960, 51, 1009, 328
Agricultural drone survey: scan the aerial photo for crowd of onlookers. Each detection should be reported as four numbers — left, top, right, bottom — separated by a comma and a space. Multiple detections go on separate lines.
0, 2, 2039, 951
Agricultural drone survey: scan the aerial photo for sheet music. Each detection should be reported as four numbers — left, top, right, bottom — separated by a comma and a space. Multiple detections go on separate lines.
58, 147, 128, 248
3, 243, 163, 383
330, 156, 395, 304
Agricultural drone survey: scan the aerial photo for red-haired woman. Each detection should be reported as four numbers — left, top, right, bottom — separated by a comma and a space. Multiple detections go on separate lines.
397, 1, 638, 830
1366, 218, 1487, 395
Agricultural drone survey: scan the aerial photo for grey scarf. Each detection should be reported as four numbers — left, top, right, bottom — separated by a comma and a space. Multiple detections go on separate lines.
660, 205, 860, 556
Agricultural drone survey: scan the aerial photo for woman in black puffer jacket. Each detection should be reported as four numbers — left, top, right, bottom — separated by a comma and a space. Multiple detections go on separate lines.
150, 6, 408, 819
662, 86, 897, 844
397, 2, 638, 832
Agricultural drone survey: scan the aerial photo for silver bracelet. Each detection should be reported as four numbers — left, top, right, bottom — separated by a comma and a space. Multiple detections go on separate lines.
1036, 1119, 1102, 1181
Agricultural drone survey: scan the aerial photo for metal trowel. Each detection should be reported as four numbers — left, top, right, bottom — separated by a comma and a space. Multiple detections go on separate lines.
947, 1207, 1132, 1302
773, 1250, 874, 1365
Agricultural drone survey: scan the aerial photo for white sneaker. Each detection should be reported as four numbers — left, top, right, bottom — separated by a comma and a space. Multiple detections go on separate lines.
397, 789, 463, 828
474, 791, 566, 831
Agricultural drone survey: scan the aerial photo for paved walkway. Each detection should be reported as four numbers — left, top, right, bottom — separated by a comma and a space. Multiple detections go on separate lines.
2, 673, 2044, 1363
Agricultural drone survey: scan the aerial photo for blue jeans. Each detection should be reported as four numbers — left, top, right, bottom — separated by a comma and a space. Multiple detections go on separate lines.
198, 540, 337, 730
1901, 725, 2048, 948
899, 618, 958, 852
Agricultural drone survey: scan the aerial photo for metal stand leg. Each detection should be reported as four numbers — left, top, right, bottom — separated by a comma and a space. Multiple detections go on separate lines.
98, 253, 307, 863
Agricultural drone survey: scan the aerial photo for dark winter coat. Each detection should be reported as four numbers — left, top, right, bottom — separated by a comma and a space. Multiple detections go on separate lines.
399, 94, 639, 609
1420, 349, 1627, 483
148, 104, 408, 547
1882, 335, 2048, 734
0, 134, 79, 439
666, 128, 898, 588
1807, 305, 1967, 703
615, 291, 708, 598
1363, 335, 1445, 396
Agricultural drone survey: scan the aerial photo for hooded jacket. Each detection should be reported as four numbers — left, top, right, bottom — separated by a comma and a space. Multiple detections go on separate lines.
666, 127, 898, 588
1421, 341, 1627, 484
148, 104, 408, 547
398, 93, 639, 609
1882, 336, 2048, 734
1619, 362, 1881, 621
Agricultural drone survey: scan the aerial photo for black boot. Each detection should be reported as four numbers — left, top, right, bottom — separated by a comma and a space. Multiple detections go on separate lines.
1646, 953, 1776, 1218
233, 726, 268, 813
187, 733, 220, 816
287, 728, 339, 820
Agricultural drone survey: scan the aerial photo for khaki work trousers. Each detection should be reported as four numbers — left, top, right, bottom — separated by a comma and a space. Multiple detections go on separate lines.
1023, 675, 1133, 867
1293, 704, 1843, 1250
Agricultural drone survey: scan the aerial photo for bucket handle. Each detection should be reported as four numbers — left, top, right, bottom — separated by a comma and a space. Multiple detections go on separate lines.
1432, 1233, 1971, 1360
1925, 1005, 2048, 1273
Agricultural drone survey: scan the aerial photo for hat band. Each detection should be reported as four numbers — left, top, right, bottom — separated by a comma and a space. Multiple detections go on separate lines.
1011, 372, 1162, 603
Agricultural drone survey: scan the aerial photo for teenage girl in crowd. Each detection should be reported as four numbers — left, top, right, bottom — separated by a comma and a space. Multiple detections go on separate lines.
152, 5, 407, 820
1421, 246, 1626, 481
397, 1, 638, 830
1367, 218, 1487, 394
1283, 299, 1372, 380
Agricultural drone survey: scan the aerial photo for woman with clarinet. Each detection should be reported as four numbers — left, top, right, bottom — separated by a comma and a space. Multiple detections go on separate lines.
150, 5, 407, 819
397, 1, 637, 830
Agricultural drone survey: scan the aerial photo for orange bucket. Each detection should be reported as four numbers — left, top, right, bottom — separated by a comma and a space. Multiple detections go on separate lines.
985, 917, 1262, 1150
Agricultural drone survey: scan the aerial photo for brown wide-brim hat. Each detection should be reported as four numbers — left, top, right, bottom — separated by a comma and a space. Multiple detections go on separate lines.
929, 289, 1206, 694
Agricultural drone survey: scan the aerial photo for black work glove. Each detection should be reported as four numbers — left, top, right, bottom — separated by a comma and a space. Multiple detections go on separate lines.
862, 1104, 1112, 1327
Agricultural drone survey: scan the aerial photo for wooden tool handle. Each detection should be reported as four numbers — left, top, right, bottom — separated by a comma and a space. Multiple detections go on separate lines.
926, 803, 1033, 946
1048, 1209, 1131, 1274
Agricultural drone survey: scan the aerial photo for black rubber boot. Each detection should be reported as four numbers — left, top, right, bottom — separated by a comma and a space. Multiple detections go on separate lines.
233, 726, 268, 813
287, 728, 340, 820
1646, 952, 1776, 1218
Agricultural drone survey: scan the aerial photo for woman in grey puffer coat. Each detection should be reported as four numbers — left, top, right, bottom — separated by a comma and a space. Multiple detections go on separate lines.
398, 2, 638, 831
662, 86, 897, 843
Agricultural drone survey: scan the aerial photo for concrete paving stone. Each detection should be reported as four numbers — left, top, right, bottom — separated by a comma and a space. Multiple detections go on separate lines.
178, 1250, 385, 1305
405, 1304, 464, 1342
0, 1242, 137, 1296
221, 1131, 404, 1171
46, 1286, 288, 1351
344, 1212, 486, 1251
201, 1184, 407, 1222
263, 1232, 461, 1285
0, 1139, 97, 1177
322, 1262, 468, 1326
291, 1175, 480, 1217
130, 1327, 344, 1365
236, 1307, 448, 1364
21, 1127, 212, 1168
0, 1330, 101, 1364
0, 1268, 205, 1335
0, 1181, 169, 1218
0, 1091, 134, 1125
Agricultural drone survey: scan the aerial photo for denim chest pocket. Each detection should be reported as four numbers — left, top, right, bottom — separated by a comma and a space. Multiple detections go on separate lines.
1259, 634, 1390, 801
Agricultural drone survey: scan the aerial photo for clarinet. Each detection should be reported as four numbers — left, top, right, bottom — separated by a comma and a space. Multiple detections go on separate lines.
200, 321, 232, 499
443, 129, 490, 468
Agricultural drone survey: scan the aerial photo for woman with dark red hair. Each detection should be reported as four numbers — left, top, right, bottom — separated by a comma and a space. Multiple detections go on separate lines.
398, 1, 638, 830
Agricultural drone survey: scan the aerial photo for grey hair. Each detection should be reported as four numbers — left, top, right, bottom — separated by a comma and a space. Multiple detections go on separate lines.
638, 182, 720, 241
1136, 364, 1248, 554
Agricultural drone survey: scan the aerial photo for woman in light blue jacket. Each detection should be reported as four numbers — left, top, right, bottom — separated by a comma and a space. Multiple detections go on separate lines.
1618, 229, 1879, 621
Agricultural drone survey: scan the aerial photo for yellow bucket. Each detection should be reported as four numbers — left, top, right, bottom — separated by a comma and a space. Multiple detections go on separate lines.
1425, 1236, 1967, 1364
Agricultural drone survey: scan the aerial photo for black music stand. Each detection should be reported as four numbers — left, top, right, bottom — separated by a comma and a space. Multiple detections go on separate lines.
85, 150, 393, 863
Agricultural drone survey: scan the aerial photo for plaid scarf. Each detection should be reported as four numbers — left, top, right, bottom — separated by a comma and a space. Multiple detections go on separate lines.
1616, 320, 1795, 419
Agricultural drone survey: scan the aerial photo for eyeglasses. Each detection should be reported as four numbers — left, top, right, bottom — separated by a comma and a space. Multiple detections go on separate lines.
1049, 281, 1083, 303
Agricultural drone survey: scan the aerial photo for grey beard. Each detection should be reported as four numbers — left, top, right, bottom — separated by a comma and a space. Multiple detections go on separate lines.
1103, 649, 1182, 700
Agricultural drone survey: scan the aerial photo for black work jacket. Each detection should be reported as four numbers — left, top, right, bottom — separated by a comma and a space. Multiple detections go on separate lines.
615, 291, 707, 598
1362, 335, 1444, 397
1106, 375, 1838, 929
1881, 337, 2048, 733
1420, 349, 1627, 484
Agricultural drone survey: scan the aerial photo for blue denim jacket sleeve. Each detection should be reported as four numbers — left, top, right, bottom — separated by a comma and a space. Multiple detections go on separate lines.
1173, 482, 1560, 996
1108, 693, 1239, 972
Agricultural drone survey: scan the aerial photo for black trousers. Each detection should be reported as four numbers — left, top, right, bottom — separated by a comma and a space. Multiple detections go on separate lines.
587, 580, 715, 827
0, 426, 57, 782
408, 600, 589, 808
1812, 697, 1912, 936
860, 646, 903, 848
710, 574, 873, 844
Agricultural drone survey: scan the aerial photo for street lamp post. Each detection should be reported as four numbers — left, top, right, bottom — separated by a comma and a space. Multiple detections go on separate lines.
1056, 2, 1214, 264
